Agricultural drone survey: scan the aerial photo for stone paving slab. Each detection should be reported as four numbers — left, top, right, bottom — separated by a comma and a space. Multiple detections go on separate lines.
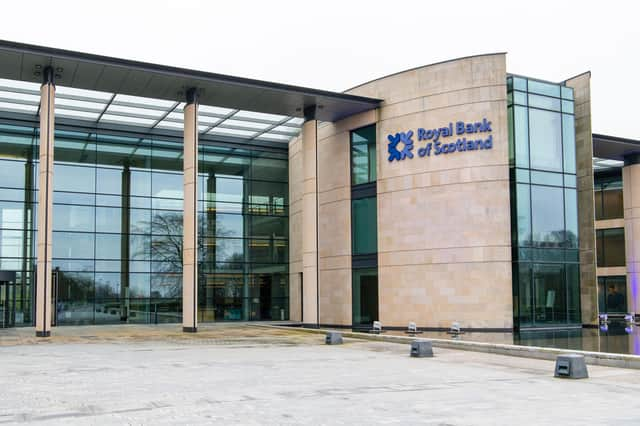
0, 325, 639, 425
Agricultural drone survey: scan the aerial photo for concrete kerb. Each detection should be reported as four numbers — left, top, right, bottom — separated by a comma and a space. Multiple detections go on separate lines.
254, 325, 640, 370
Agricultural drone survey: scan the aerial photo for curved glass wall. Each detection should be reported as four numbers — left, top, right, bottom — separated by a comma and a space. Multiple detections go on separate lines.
0, 119, 288, 326
507, 76, 580, 328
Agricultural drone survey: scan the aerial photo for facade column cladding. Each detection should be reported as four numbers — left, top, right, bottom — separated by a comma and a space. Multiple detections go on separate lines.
35, 68, 55, 337
182, 89, 198, 332
35, 67, 56, 337
301, 117, 319, 325
565, 73, 598, 325
622, 157, 640, 315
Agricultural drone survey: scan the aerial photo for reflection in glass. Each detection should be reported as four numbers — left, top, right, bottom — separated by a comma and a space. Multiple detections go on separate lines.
351, 125, 377, 185
598, 276, 627, 314
529, 109, 563, 172
531, 186, 564, 247
95, 233, 121, 260
96, 207, 122, 233
513, 106, 529, 168
53, 204, 95, 232
96, 168, 123, 195
0, 121, 289, 325
57, 271, 95, 325
533, 263, 566, 323
508, 76, 579, 328
53, 232, 95, 259
54, 164, 95, 193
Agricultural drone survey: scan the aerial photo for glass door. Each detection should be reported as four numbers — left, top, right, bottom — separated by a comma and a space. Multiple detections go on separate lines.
352, 268, 378, 329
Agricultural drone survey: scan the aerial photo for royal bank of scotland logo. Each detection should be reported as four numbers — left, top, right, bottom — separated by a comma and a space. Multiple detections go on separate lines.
387, 130, 414, 162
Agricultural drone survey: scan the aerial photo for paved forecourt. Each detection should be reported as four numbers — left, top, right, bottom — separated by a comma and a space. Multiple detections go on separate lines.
1, 324, 639, 425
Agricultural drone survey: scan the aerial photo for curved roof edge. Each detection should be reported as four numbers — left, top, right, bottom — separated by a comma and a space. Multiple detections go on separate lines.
343, 52, 507, 93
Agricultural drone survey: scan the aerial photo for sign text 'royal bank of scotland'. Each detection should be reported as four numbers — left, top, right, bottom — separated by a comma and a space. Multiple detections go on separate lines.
387, 119, 493, 162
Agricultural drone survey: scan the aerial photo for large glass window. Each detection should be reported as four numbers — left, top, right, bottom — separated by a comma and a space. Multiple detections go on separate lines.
531, 186, 564, 247
351, 125, 377, 185
352, 197, 377, 255
351, 124, 378, 328
529, 109, 563, 172
508, 76, 579, 328
0, 126, 36, 326
0, 120, 289, 326
598, 276, 627, 314
596, 228, 626, 267
594, 172, 623, 220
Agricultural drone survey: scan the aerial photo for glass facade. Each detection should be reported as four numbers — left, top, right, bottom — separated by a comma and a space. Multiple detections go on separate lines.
350, 125, 378, 328
0, 120, 289, 326
508, 76, 581, 328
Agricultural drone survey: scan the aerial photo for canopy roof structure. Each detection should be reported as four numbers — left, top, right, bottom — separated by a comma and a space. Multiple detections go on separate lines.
0, 40, 381, 145
592, 133, 640, 162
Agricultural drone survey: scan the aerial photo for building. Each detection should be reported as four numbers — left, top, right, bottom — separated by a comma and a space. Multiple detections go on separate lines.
0, 40, 636, 336
592, 134, 640, 319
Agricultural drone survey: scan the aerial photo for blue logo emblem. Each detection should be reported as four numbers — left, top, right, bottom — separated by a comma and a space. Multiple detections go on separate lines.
387, 130, 414, 162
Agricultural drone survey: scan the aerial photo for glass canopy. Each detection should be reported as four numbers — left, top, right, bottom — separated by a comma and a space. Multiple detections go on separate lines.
0, 78, 303, 144
593, 157, 624, 171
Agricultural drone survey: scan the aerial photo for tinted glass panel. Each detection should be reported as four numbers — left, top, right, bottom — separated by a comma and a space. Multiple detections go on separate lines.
352, 197, 378, 255
516, 184, 531, 246
514, 106, 529, 168
528, 94, 561, 111
54, 165, 95, 193
562, 114, 576, 174
528, 80, 561, 97
53, 232, 95, 259
561, 86, 574, 100
351, 125, 376, 185
564, 189, 578, 248
96, 168, 123, 195
516, 263, 533, 326
0, 160, 28, 188
53, 204, 95, 232
596, 228, 626, 267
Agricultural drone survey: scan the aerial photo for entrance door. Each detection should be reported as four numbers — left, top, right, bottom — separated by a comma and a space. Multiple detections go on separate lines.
352, 268, 378, 329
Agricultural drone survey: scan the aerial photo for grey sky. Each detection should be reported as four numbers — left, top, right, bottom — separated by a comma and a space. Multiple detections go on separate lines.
1, 0, 637, 139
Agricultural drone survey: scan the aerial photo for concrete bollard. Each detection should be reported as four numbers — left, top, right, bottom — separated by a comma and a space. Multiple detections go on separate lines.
325, 331, 343, 345
554, 354, 588, 379
410, 339, 434, 358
